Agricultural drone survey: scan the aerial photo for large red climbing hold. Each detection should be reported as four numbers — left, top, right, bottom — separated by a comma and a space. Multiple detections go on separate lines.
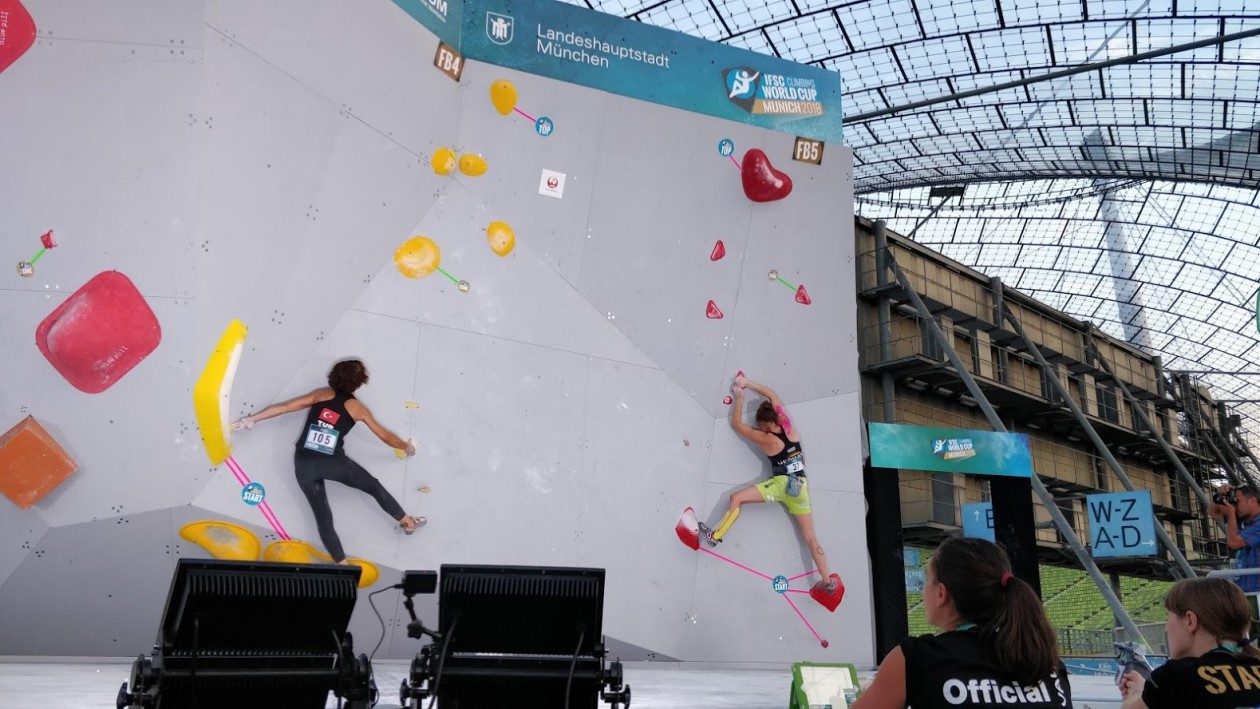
741, 149, 793, 203
710, 240, 726, 261
35, 271, 162, 393
811, 573, 845, 612
705, 300, 724, 319
795, 285, 812, 305
0, 1, 37, 76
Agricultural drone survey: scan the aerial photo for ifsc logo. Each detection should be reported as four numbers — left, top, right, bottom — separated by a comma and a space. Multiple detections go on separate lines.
486, 12, 514, 45
724, 66, 761, 100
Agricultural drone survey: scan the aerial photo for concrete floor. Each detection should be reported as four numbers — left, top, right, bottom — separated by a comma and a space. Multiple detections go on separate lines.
0, 658, 1124, 708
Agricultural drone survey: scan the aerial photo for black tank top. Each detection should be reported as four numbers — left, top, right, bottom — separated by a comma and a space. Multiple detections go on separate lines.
295, 392, 356, 456
767, 429, 805, 477
1141, 648, 1260, 708
902, 630, 1072, 708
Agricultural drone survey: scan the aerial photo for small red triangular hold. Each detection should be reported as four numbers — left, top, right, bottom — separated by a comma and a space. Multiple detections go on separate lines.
795, 285, 812, 305
810, 573, 845, 612
735, 370, 745, 378
706, 300, 724, 319
710, 240, 726, 261
40, 230, 56, 249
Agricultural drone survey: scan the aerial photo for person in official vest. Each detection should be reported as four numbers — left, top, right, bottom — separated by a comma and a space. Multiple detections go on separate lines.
1120, 576, 1260, 708
852, 537, 1072, 708
234, 359, 423, 563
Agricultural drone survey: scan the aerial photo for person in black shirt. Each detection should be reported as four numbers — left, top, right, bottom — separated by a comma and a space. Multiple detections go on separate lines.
853, 537, 1072, 708
234, 359, 422, 563
1120, 576, 1260, 708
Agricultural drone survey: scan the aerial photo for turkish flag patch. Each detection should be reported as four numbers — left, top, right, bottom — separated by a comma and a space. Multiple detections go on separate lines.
318, 408, 340, 425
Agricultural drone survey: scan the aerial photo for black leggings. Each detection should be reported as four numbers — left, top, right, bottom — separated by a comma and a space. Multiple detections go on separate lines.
294, 451, 405, 562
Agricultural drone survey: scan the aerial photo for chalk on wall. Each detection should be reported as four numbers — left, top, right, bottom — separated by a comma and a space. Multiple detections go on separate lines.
0, 415, 78, 509
35, 271, 162, 393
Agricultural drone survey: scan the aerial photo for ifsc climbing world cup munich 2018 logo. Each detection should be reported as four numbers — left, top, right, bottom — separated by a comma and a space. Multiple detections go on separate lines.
486, 11, 514, 45
722, 66, 824, 116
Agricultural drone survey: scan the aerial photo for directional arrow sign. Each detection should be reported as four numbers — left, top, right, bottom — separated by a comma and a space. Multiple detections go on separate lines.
1087, 490, 1158, 559
962, 501, 995, 543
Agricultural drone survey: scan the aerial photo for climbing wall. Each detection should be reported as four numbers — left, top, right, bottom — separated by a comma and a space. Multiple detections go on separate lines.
0, 0, 869, 667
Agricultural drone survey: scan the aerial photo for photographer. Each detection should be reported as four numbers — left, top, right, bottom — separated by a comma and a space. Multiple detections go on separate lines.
1209, 484, 1260, 593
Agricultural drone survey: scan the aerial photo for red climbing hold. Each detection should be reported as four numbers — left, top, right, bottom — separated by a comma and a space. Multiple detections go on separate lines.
706, 300, 724, 319
710, 240, 726, 261
795, 285, 812, 305
811, 573, 845, 612
0, 1, 37, 76
35, 271, 162, 393
741, 149, 793, 203
723, 396, 733, 405
40, 230, 56, 249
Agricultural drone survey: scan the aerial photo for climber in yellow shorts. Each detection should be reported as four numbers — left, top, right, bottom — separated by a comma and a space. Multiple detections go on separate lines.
700, 374, 837, 595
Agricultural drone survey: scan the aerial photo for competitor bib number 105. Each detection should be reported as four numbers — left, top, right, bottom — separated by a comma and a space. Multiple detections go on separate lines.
304, 425, 340, 455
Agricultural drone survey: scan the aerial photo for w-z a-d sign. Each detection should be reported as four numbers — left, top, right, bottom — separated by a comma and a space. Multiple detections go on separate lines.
1087, 490, 1158, 558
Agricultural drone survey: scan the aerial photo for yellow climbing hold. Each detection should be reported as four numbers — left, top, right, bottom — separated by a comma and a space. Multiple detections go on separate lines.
459, 153, 487, 177
489, 79, 518, 116
431, 147, 457, 176
262, 539, 380, 588
486, 221, 516, 257
179, 519, 262, 561
394, 236, 441, 279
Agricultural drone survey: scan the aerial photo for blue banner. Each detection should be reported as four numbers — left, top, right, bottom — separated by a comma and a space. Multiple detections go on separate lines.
867, 423, 1034, 478
391, 0, 842, 142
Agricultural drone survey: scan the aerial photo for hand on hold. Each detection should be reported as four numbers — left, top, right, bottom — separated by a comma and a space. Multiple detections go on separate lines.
232, 417, 256, 431
405, 442, 417, 457
731, 383, 744, 396
734, 374, 748, 389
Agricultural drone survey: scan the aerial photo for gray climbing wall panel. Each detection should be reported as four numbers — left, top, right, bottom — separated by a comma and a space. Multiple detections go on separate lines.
0, 0, 869, 666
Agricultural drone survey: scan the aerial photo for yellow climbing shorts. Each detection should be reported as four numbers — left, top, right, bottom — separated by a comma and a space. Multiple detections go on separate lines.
756, 474, 812, 515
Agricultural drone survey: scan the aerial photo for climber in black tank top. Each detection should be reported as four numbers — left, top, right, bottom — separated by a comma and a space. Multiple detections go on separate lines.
233, 359, 424, 563
699, 374, 839, 597
852, 537, 1072, 709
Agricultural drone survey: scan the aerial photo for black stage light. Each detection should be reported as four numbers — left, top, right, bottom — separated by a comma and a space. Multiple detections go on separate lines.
117, 559, 376, 709
399, 564, 630, 708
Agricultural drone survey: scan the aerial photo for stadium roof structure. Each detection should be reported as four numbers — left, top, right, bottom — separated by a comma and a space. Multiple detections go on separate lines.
564, 0, 1260, 439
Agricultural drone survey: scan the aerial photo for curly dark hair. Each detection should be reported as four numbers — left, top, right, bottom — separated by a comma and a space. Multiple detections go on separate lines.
328, 359, 368, 395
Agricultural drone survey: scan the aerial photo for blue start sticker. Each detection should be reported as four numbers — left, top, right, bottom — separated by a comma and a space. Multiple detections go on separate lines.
535, 116, 554, 137
241, 482, 266, 506
772, 575, 789, 594
717, 138, 735, 156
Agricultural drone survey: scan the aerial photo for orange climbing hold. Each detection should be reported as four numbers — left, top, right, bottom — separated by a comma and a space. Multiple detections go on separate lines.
0, 416, 78, 509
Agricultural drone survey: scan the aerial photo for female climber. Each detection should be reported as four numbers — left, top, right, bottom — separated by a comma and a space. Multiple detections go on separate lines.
233, 358, 423, 563
700, 374, 839, 595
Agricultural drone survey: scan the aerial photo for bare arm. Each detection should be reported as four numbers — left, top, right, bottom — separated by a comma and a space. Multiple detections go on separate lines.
740, 376, 783, 409
850, 646, 907, 709
348, 399, 412, 453
237, 388, 331, 428
738, 375, 794, 434
729, 386, 776, 448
